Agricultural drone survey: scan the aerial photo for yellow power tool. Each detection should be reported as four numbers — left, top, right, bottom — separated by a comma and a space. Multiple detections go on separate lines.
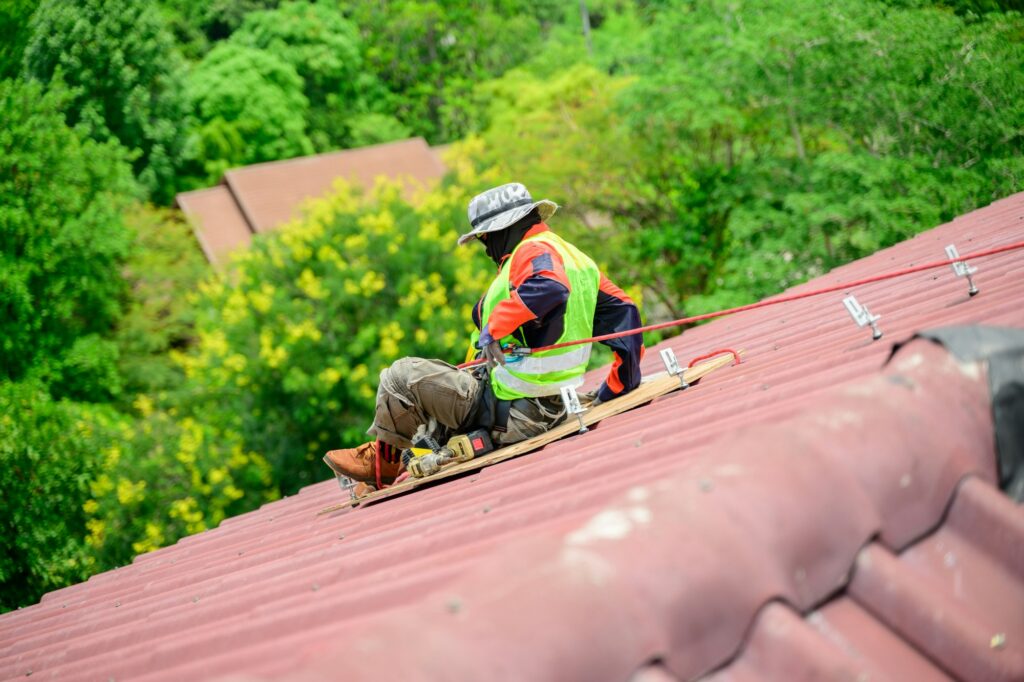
403, 429, 494, 478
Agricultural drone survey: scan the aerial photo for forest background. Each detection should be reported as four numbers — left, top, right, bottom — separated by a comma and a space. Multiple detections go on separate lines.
2, 0, 1023, 611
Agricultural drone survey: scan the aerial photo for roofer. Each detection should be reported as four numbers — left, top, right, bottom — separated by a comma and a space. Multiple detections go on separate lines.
323, 182, 644, 490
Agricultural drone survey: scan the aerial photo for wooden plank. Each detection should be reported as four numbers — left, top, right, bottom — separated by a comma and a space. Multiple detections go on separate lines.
318, 350, 741, 514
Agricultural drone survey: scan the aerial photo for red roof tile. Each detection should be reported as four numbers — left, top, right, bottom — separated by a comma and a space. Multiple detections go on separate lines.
2, 194, 1023, 681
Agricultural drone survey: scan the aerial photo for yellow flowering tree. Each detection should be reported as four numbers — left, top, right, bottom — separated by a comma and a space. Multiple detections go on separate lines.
178, 155, 494, 493
78, 402, 277, 570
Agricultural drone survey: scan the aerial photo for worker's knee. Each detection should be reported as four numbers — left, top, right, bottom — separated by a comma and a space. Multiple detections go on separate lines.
379, 356, 423, 392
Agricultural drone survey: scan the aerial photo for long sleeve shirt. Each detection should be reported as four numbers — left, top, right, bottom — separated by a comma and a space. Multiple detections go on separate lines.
473, 224, 644, 403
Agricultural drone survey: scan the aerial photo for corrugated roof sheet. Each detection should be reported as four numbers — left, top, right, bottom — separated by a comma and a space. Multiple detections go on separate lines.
175, 138, 447, 266
2, 193, 1023, 681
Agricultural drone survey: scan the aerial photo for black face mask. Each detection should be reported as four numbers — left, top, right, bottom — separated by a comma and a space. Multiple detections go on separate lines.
482, 208, 541, 266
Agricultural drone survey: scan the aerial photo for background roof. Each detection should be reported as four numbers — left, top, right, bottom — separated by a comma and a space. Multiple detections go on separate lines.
2, 194, 1023, 681
176, 138, 447, 266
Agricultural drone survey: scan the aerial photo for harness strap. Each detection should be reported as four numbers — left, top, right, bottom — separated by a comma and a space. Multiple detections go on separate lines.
494, 399, 512, 433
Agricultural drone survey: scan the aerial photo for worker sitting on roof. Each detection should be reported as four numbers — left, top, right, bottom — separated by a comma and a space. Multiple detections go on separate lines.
323, 182, 644, 490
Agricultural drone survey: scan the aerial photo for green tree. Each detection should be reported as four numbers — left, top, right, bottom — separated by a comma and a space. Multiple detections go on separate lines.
113, 205, 208, 401
0, 0, 38, 80
183, 43, 313, 186
0, 79, 137, 402
346, 0, 568, 141
228, 1, 404, 150
507, 0, 1024, 318
78, 401, 276, 572
24, 0, 189, 202
0, 381, 119, 612
157, 0, 282, 59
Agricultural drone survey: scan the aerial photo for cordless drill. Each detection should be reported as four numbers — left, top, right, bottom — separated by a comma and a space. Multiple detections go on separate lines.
402, 428, 494, 478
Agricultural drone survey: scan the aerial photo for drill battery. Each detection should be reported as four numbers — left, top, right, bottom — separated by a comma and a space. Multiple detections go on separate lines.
447, 428, 494, 463
401, 428, 495, 478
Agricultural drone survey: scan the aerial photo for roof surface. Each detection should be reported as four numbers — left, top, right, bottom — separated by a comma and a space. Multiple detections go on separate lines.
2, 194, 1023, 681
176, 185, 253, 266
176, 137, 447, 266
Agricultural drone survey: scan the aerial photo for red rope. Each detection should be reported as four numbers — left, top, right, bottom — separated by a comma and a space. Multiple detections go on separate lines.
457, 239, 1024, 369
688, 348, 740, 368
374, 440, 384, 490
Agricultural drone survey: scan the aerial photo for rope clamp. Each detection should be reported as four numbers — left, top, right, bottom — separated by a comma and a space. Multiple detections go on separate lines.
945, 244, 979, 297
560, 385, 589, 434
334, 473, 358, 502
660, 348, 689, 389
843, 295, 883, 341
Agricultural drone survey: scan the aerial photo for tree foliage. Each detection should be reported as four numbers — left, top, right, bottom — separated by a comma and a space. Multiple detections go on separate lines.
114, 205, 208, 401
345, 0, 568, 141
0, 0, 37, 80
482, 0, 1024, 317
0, 79, 137, 402
183, 43, 313, 186
23, 0, 189, 202
0, 381, 117, 611
226, 2, 406, 151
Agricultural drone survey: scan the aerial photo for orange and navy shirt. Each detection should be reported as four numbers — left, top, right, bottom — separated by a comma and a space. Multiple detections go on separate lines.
473, 224, 644, 403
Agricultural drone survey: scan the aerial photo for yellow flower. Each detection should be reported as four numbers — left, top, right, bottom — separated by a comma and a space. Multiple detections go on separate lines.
224, 354, 247, 373
86, 518, 106, 547
200, 329, 229, 358
286, 319, 323, 343
249, 283, 275, 313
319, 367, 342, 388
359, 270, 385, 296
350, 364, 369, 383
297, 268, 328, 300
343, 234, 368, 252
132, 522, 166, 555
223, 290, 249, 324
133, 394, 154, 418
259, 328, 288, 369
90, 474, 114, 497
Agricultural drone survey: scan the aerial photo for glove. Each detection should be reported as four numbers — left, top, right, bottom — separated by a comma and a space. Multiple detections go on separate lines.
478, 326, 506, 368
578, 389, 602, 408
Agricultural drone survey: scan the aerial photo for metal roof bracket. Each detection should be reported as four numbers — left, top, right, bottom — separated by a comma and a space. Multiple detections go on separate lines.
843, 295, 883, 341
560, 385, 589, 434
660, 348, 690, 389
945, 243, 979, 297
335, 473, 358, 501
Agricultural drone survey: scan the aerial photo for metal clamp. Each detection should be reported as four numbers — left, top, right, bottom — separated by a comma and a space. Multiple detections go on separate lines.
660, 348, 689, 389
843, 295, 882, 340
335, 474, 358, 501
560, 385, 588, 434
945, 244, 979, 297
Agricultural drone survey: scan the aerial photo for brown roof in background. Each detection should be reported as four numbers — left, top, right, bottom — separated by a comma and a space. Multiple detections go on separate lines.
175, 186, 253, 267
225, 137, 445, 234
176, 137, 447, 266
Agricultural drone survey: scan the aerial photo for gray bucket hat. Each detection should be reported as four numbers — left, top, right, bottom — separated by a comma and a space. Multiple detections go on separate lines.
458, 182, 558, 246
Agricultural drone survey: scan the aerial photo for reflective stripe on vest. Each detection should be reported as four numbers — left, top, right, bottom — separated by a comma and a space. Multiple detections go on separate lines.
479, 231, 599, 401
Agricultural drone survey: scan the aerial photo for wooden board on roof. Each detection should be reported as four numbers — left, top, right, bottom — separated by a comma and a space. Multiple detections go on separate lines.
318, 350, 741, 514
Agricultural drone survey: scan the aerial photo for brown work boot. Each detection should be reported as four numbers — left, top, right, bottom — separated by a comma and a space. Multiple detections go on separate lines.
323, 442, 402, 485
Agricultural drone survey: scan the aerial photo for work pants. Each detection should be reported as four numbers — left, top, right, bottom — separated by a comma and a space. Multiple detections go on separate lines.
367, 357, 566, 449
